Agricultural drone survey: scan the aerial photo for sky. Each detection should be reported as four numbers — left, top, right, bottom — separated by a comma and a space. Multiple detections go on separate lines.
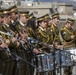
1, 0, 76, 2
39, 0, 75, 2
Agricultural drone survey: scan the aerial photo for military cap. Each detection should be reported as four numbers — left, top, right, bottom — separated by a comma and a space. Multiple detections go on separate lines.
28, 13, 34, 20
19, 11, 29, 17
37, 16, 45, 22
44, 14, 51, 19
0, 9, 3, 16
66, 18, 75, 25
10, 5, 18, 13
51, 12, 60, 19
3, 8, 11, 15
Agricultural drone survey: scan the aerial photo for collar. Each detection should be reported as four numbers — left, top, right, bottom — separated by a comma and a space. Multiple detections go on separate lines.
52, 21, 57, 27
19, 21, 25, 26
4, 23, 9, 27
39, 26, 45, 31
11, 20, 14, 23
65, 25, 68, 28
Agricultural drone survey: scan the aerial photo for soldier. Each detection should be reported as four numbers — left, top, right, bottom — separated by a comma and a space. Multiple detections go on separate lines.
10, 5, 18, 24
49, 12, 62, 75
0, 7, 18, 75
37, 16, 50, 44
60, 18, 76, 75
43, 14, 54, 45
26, 13, 39, 75
0, 9, 7, 75
44, 13, 51, 27
14, 10, 29, 43
50, 12, 62, 49
26, 13, 37, 39
15, 10, 41, 75
0, 9, 4, 25
12, 10, 29, 75
36, 15, 54, 75
9, 5, 20, 75
8, 5, 19, 34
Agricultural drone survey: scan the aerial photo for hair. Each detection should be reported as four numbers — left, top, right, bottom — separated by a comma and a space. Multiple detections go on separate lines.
26, 17, 37, 32
37, 20, 44, 26
3, 13, 11, 17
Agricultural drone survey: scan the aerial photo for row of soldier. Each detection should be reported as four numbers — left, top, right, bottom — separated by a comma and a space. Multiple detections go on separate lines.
0, 5, 76, 75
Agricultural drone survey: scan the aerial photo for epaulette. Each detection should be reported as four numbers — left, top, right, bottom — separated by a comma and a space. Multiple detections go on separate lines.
38, 29, 48, 38
62, 27, 73, 35
60, 27, 74, 44
38, 29, 50, 43
0, 31, 12, 36
3, 25, 8, 32
51, 24, 57, 36
60, 27, 64, 31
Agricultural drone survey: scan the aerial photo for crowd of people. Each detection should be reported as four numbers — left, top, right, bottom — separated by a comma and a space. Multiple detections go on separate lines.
0, 4, 76, 75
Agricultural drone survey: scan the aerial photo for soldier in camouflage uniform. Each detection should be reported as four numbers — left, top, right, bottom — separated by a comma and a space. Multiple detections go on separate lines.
60, 18, 76, 75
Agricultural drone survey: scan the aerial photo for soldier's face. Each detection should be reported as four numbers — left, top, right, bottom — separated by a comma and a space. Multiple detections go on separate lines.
20, 16, 28, 24
53, 18, 59, 24
6, 16, 11, 24
48, 20, 51, 26
67, 23, 73, 29
40, 21, 47, 28
11, 12, 18, 20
